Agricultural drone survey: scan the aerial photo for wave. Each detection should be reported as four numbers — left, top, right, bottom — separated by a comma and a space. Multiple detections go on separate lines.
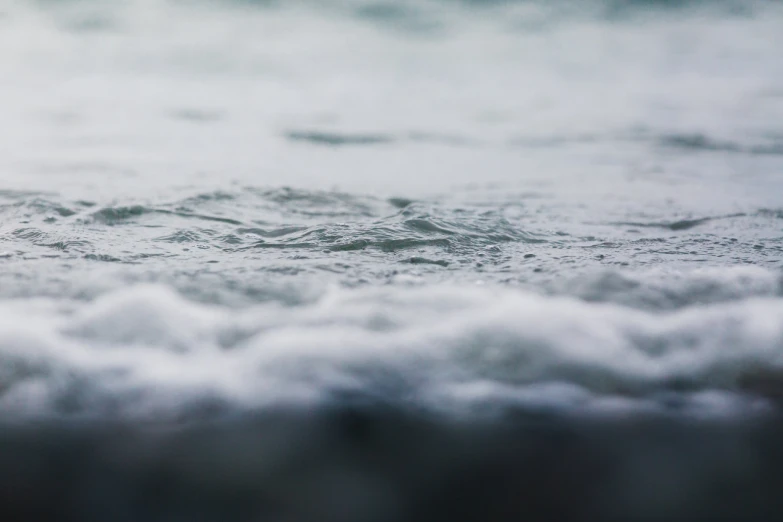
2, 187, 782, 307
550, 266, 783, 310
0, 188, 539, 258
2, 283, 783, 421
4, 282, 783, 520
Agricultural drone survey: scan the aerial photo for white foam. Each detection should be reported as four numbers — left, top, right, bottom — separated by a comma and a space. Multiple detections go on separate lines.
0, 283, 782, 419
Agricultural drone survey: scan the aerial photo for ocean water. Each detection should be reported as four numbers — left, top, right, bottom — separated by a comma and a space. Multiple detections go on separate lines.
2, 0, 783, 520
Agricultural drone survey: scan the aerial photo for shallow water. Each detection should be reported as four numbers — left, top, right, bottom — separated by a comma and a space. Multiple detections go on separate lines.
2, 0, 783, 520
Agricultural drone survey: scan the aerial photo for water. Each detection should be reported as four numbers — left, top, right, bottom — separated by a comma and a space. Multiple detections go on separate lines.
2, 0, 783, 520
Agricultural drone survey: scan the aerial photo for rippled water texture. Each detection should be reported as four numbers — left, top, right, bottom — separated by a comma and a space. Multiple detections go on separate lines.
1, 0, 783, 520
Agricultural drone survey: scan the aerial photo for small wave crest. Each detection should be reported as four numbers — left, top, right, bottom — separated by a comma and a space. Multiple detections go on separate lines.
550, 266, 783, 310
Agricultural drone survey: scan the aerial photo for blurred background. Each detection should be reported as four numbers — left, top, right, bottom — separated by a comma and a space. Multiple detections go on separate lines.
3, 0, 782, 197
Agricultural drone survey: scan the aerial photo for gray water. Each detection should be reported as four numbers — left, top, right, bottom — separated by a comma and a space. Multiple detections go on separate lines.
2, 0, 783, 520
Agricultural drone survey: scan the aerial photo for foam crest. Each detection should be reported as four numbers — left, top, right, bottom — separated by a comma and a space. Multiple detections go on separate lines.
64, 285, 223, 352
0, 284, 781, 419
